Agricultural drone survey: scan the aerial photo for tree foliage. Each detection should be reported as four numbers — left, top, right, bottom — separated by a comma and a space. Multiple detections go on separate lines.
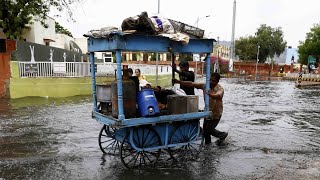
0, 0, 79, 39
235, 24, 287, 63
235, 36, 257, 61
55, 22, 73, 37
298, 24, 320, 65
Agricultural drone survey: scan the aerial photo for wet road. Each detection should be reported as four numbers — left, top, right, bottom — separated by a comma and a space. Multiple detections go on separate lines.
1, 79, 320, 179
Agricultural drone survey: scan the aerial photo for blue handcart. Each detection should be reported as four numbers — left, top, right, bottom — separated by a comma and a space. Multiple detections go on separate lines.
88, 33, 214, 168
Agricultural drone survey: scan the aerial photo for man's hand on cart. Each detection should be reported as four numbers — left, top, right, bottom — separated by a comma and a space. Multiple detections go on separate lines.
172, 78, 180, 84
172, 63, 177, 72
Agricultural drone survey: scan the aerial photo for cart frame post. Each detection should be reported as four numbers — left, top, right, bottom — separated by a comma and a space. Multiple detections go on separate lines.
116, 50, 125, 121
204, 53, 211, 111
90, 52, 98, 112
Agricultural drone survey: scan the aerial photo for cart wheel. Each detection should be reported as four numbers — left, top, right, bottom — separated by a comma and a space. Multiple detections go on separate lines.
98, 125, 120, 155
168, 121, 203, 160
120, 126, 161, 169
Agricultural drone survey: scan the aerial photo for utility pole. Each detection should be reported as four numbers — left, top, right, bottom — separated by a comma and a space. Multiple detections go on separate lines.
230, 0, 236, 70
155, 0, 160, 86
215, 37, 220, 73
255, 45, 260, 80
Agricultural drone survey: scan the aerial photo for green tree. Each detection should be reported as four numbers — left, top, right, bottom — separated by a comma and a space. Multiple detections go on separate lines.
235, 24, 287, 63
298, 24, 320, 65
255, 24, 287, 62
235, 36, 257, 61
55, 22, 73, 37
0, 0, 79, 39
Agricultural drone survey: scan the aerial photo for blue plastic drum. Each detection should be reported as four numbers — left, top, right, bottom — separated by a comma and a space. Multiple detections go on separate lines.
137, 89, 160, 117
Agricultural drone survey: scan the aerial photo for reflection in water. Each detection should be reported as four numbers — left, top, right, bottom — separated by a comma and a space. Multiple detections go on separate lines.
0, 80, 319, 179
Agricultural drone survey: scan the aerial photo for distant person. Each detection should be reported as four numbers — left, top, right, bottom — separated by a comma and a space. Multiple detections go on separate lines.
135, 68, 149, 88
128, 68, 140, 93
309, 64, 317, 74
173, 72, 228, 145
173, 60, 195, 95
135, 69, 146, 81
308, 64, 312, 74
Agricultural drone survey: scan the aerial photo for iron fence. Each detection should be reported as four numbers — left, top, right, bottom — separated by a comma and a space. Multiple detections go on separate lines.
18, 62, 172, 78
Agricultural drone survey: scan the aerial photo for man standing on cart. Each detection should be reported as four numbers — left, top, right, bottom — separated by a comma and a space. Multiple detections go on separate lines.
173, 72, 228, 145
173, 60, 195, 95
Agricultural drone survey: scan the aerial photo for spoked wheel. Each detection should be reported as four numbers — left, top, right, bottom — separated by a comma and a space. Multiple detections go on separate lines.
168, 121, 203, 160
120, 126, 161, 169
98, 125, 120, 155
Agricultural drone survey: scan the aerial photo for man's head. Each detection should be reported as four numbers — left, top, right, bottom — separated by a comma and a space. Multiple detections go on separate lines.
179, 60, 189, 71
210, 72, 220, 87
128, 68, 133, 77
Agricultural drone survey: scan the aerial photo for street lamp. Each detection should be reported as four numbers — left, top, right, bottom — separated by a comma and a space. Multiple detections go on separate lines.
194, 15, 210, 79
255, 44, 260, 80
194, 15, 210, 28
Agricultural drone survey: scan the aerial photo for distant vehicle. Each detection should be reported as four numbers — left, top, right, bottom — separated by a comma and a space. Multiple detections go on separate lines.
309, 64, 318, 74
310, 64, 317, 70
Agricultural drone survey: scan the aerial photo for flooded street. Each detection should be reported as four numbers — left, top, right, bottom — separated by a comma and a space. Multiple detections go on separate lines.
1, 79, 320, 179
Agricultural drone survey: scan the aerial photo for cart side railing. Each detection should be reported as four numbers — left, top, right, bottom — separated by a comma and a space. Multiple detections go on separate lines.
92, 111, 212, 127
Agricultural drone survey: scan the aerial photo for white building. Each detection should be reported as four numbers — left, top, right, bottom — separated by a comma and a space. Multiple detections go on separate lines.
52, 34, 74, 50
74, 38, 87, 54
273, 47, 299, 65
1, 16, 81, 53
0, 18, 56, 42
21, 16, 56, 46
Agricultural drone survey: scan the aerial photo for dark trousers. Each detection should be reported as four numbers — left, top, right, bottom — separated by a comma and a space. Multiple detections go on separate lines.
203, 117, 224, 144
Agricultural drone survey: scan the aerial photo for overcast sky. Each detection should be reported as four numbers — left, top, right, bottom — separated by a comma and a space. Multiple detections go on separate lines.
56, 0, 320, 48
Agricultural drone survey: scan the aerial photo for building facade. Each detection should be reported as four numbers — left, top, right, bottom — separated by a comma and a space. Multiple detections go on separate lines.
212, 41, 231, 60
1, 16, 82, 53
273, 47, 299, 65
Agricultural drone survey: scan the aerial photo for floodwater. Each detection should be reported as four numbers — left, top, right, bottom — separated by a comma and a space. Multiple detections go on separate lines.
1, 79, 320, 180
